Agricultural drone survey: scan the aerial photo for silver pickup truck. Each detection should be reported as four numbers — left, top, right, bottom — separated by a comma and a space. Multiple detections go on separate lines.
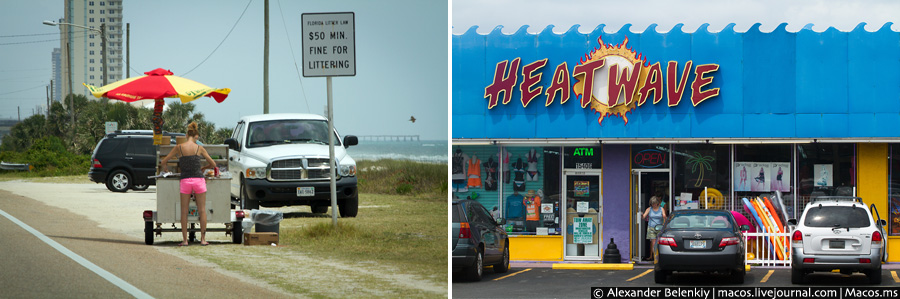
224, 113, 359, 217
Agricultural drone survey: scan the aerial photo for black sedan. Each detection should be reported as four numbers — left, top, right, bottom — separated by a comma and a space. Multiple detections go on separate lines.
452, 199, 510, 281
655, 209, 749, 284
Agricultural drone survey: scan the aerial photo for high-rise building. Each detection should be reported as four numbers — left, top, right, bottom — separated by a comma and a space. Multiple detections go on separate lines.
57, 0, 123, 99
52, 47, 62, 103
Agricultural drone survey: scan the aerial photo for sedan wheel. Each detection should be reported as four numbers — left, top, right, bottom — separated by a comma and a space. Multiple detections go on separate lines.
465, 248, 484, 281
493, 245, 510, 273
654, 269, 669, 284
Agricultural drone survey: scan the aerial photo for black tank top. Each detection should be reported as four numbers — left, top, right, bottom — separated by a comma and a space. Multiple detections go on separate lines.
179, 145, 204, 179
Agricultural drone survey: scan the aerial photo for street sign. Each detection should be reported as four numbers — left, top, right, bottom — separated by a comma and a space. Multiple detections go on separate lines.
105, 121, 118, 134
301, 12, 356, 77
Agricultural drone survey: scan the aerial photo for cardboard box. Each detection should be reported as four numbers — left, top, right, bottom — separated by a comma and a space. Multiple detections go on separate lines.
176, 136, 187, 145
243, 232, 279, 246
160, 136, 171, 145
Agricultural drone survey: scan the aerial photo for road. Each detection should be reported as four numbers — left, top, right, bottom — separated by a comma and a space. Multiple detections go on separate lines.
0, 181, 290, 298
452, 265, 900, 298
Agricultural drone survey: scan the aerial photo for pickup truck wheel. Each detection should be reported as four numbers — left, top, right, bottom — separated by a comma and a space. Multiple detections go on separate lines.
106, 170, 132, 192
339, 195, 358, 218
144, 221, 154, 245
310, 205, 328, 214
240, 178, 259, 210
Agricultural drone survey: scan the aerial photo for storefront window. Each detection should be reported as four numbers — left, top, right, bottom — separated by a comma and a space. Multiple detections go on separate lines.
501, 146, 561, 235
672, 144, 731, 210
453, 145, 562, 235
797, 144, 856, 216
888, 145, 900, 236
452, 145, 501, 211
734, 144, 793, 199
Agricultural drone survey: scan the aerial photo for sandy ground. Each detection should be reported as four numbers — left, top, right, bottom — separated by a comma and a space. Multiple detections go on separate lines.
0, 179, 447, 298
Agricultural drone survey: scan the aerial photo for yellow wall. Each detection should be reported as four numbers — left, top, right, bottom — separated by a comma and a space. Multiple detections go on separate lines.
509, 235, 563, 261
856, 143, 897, 262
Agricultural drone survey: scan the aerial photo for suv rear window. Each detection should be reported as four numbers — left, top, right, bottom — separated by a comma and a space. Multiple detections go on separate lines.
804, 206, 870, 228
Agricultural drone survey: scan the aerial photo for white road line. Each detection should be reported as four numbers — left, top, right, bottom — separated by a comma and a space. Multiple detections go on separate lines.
0, 208, 153, 299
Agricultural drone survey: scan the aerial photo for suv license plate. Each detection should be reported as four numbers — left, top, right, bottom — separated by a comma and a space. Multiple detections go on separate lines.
830, 240, 845, 249
689, 240, 706, 249
297, 187, 315, 197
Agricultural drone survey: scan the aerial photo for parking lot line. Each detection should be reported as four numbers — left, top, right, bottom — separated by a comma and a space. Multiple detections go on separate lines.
626, 269, 653, 282
494, 268, 531, 281
892, 271, 899, 283
760, 270, 774, 283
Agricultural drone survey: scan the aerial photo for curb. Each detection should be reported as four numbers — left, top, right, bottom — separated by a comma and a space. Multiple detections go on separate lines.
552, 263, 634, 270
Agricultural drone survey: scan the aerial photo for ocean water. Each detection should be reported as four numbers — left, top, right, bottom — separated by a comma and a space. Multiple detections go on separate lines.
346, 140, 448, 164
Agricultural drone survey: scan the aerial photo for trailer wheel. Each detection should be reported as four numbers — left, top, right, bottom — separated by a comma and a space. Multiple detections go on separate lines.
144, 221, 154, 245
232, 221, 243, 244
189, 223, 197, 243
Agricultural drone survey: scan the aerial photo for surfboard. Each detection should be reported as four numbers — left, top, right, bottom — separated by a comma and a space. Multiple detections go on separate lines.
760, 197, 786, 260
771, 190, 791, 226
743, 197, 773, 254
750, 197, 776, 258
764, 197, 790, 260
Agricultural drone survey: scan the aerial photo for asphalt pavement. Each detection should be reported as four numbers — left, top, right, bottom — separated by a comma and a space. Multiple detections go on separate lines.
0, 188, 291, 298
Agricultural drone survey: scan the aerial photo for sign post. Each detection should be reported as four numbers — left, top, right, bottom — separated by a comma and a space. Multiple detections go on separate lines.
302, 12, 356, 227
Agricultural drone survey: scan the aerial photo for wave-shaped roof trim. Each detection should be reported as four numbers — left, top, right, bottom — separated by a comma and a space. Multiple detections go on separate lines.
452, 23, 898, 36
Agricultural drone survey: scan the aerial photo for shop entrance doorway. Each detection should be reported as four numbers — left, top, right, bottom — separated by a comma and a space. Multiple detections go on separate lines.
631, 170, 670, 262
562, 169, 602, 260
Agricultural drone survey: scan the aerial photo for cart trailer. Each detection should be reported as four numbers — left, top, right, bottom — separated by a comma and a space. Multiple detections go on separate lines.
143, 144, 243, 245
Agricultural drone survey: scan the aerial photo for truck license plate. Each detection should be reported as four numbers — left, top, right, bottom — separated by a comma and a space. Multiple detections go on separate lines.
297, 187, 315, 197
689, 240, 706, 249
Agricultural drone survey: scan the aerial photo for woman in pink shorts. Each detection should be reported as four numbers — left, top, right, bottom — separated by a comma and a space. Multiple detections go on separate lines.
160, 122, 217, 246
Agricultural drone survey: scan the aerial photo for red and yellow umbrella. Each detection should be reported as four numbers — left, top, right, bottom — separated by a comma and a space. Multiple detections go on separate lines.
83, 68, 231, 144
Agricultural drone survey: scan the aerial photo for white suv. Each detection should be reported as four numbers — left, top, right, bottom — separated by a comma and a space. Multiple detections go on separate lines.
789, 196, 887, 284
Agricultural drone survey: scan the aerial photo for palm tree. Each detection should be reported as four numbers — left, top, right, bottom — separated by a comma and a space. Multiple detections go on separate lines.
686, 152, 715, 187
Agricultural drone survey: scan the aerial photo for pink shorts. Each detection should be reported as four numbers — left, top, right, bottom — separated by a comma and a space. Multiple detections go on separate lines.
180, 177, 207, 194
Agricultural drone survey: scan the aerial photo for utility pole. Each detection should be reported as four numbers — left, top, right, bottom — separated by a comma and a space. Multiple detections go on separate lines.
67, 42, 74, 145
101, 23, 108, 86
263, 0, 269, 114
46, 84, 50, 119
126, 23, 130, 78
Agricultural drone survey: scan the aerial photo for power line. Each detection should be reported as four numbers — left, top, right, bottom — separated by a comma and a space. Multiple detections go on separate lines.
182, 0, 254, 76
0, 39, 60, 46
276, 0, 310, 113
0, 84, 47, 96
0, 30, 87, 38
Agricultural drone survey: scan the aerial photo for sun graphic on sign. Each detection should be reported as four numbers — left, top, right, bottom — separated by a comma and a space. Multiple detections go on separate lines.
573, 37, 648, 125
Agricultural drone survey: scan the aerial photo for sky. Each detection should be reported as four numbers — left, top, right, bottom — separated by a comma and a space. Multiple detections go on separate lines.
452, 0, 900, 34
0, 0, 449, 141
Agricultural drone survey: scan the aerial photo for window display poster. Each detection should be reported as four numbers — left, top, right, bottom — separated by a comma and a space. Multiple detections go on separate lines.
576, 201, 589, 213
734, 162, 752, 192
750, 162, 771, 192
574, 180, 590, 197
814, 164, 833, 187
573, 217, 593, 244
770, 162, 791, 192
541, 203, 553, 214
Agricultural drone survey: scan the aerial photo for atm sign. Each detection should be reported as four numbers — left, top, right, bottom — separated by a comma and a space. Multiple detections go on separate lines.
574, 148, 594, 156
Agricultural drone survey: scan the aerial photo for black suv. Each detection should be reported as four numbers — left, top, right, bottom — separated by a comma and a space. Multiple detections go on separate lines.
89, 130, 184, 192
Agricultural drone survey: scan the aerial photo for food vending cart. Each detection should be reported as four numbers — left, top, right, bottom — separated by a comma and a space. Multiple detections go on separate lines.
143, 143, 244, 245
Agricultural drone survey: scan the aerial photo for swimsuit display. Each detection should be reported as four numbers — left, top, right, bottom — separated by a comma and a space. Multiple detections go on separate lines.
483, 158, 499, 191
498, 149, 511, 184
526, 148, 540, 181
452, 149, 468, 192
511, 158, 527, 192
